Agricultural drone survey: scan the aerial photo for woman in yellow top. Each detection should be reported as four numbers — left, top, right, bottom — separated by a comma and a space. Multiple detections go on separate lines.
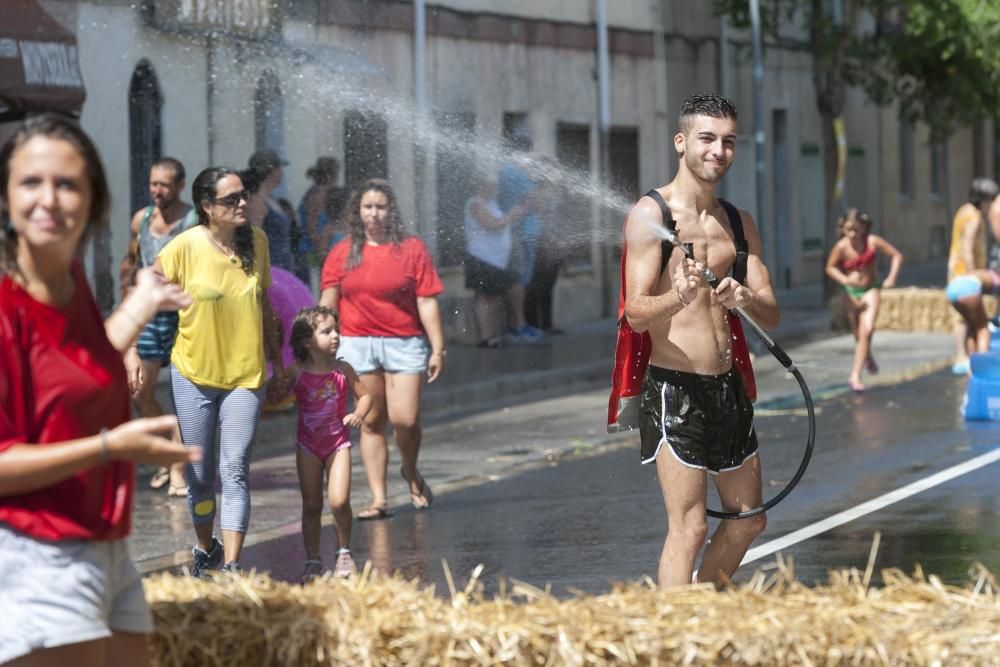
946, 178, 999, 374
155, 167, 282, 576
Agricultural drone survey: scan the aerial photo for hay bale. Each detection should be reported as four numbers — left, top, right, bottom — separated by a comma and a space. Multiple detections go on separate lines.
145, 561, 1000, 666
829, 288, 996, 333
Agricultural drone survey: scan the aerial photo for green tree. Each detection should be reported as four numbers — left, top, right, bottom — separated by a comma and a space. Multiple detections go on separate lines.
714, 0, 1000, 283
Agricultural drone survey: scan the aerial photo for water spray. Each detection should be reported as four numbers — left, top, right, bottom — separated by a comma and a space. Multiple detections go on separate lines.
662, 228, 816, 521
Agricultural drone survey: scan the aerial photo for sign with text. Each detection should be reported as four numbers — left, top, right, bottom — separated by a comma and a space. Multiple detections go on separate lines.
146, 0, 282, 37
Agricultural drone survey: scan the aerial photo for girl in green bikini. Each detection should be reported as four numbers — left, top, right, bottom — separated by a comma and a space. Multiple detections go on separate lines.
825, 209, 904, 392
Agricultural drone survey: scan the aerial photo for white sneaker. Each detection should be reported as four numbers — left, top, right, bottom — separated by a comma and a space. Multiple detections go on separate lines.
333, 549, 356, 578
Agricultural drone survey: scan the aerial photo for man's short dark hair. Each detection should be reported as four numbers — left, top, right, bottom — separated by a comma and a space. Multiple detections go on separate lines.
969, 177, 999, 207
678, 94, 739, 134
152, 156, 185, 184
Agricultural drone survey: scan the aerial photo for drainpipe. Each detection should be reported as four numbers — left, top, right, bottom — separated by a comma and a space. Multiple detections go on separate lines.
414, 0, 435, 251
651, 0, 669, 185
596, 0, 612, 317
749, 0, 770, 268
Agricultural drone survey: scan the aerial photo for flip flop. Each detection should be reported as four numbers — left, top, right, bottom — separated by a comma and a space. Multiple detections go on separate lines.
357, 505, 392, 521
401, 466, 433, 510
849, 380, 865, 393
149, 467, 170, 490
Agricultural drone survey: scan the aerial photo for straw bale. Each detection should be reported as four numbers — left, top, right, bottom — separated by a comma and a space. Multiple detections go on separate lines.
144, 560, 1000, 666
845, 288, 998, 333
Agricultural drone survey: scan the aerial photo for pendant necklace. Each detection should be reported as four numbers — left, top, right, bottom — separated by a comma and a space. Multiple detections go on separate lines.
205, 227, 239, 264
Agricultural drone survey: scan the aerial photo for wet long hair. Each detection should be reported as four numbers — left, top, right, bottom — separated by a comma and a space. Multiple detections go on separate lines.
342, 178, 408, 270
0, 114, 111, 277
290, 305, 338, 363
191, 167, 255, 275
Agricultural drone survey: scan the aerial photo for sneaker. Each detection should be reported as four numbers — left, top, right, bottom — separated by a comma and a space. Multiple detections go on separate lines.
190, 538, 223, 578
222, 560, 243, 574
301, 559, 324, 584
505, 324, 544, 345
333, 549, 356, 578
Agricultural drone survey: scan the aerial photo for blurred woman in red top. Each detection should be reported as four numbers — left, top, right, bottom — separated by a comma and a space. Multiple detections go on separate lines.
319, 179, 444, 521
0, 115, 195, 666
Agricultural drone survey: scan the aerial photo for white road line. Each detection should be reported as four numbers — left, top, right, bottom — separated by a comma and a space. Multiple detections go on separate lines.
741, 447, 1000, 566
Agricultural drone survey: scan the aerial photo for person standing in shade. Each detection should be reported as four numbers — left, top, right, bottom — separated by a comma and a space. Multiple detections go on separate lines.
298, 156, 348, 282
155, 167, 283, 576
525, 157, 569, 335
946, 178, 999, 374
464, 180, 525, 347
0, 114, 195, 666
624, 94, 779, 588
119, 156, 197, 496
497, 136, 545, 344
245, 149, 294, 273
319, 179, 445, 521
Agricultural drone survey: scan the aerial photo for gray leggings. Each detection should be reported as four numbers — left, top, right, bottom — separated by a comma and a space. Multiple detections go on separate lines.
170, 366, 263, 532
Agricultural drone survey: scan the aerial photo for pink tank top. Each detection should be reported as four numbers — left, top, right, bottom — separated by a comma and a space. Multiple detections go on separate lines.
293, 368, 350, 453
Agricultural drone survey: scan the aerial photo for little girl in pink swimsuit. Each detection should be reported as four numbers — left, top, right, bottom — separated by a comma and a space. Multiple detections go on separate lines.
268, 306, 372, 581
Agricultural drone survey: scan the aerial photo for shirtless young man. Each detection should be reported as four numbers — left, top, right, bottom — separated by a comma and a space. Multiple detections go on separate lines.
120, 157, 195, 494
624, 94, 780, 588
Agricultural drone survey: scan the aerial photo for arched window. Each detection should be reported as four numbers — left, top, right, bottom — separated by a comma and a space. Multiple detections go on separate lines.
128, 60, 162, 215
254, 70, 285, 154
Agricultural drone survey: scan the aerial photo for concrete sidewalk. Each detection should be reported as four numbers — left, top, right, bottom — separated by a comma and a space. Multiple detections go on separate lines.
133, 261, 957, 573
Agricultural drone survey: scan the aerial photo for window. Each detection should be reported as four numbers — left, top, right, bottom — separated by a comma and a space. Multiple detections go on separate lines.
343, 110, 388, 189
899, 120, 914, 200
503, 112, 529, 147
930, 140, 945, 201
556, 123, 592, 265
254, 70, 284, 154
798, 144, 824, 252
128, 60, 162, 215
609, 127, 639, 203
121, 60, 163, 311
434, 111, 476, 267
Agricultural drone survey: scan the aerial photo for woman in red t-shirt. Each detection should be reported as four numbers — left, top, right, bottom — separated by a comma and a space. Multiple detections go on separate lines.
0, 115, 195, 666
319, 179, 445, 520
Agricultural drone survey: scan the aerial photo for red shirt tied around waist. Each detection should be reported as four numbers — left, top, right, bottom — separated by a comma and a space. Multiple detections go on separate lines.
0, 264, 134, 541
320, 236, 444, 337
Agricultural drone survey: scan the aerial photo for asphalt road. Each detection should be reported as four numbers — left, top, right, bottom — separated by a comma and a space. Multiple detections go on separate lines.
227, 369, 1000, 595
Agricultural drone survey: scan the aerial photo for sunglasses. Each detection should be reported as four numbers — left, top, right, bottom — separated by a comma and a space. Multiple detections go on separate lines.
214, 190, 250, 208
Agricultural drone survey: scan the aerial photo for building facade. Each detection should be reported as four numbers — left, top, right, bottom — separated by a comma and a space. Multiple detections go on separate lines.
30, 0, 991, 339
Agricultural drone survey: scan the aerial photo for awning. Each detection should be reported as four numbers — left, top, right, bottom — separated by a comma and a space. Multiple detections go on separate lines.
0, 0, 86, 122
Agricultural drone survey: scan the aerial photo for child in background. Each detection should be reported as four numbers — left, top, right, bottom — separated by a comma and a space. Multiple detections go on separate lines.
268, 306, 372, 581
825, 208, 903, 392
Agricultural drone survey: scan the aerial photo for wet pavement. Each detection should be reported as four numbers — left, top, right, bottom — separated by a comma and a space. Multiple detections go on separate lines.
130, 259, 995, 593
130, 312, 1000, 595
229, 370, 1000, 595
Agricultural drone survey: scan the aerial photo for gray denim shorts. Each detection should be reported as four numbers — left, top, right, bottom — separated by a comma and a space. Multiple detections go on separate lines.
339, 335, 429, 374
0, 524, 153, 663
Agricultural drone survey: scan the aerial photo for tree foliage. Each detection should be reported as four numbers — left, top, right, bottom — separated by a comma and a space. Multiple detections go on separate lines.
713, 0, 1000, 139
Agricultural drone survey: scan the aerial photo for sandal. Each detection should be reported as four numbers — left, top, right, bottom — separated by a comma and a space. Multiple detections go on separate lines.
168, 484, 189, 497
401, 466, 433, 510
149, 467, 170, 490
357, 504, 392, 521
